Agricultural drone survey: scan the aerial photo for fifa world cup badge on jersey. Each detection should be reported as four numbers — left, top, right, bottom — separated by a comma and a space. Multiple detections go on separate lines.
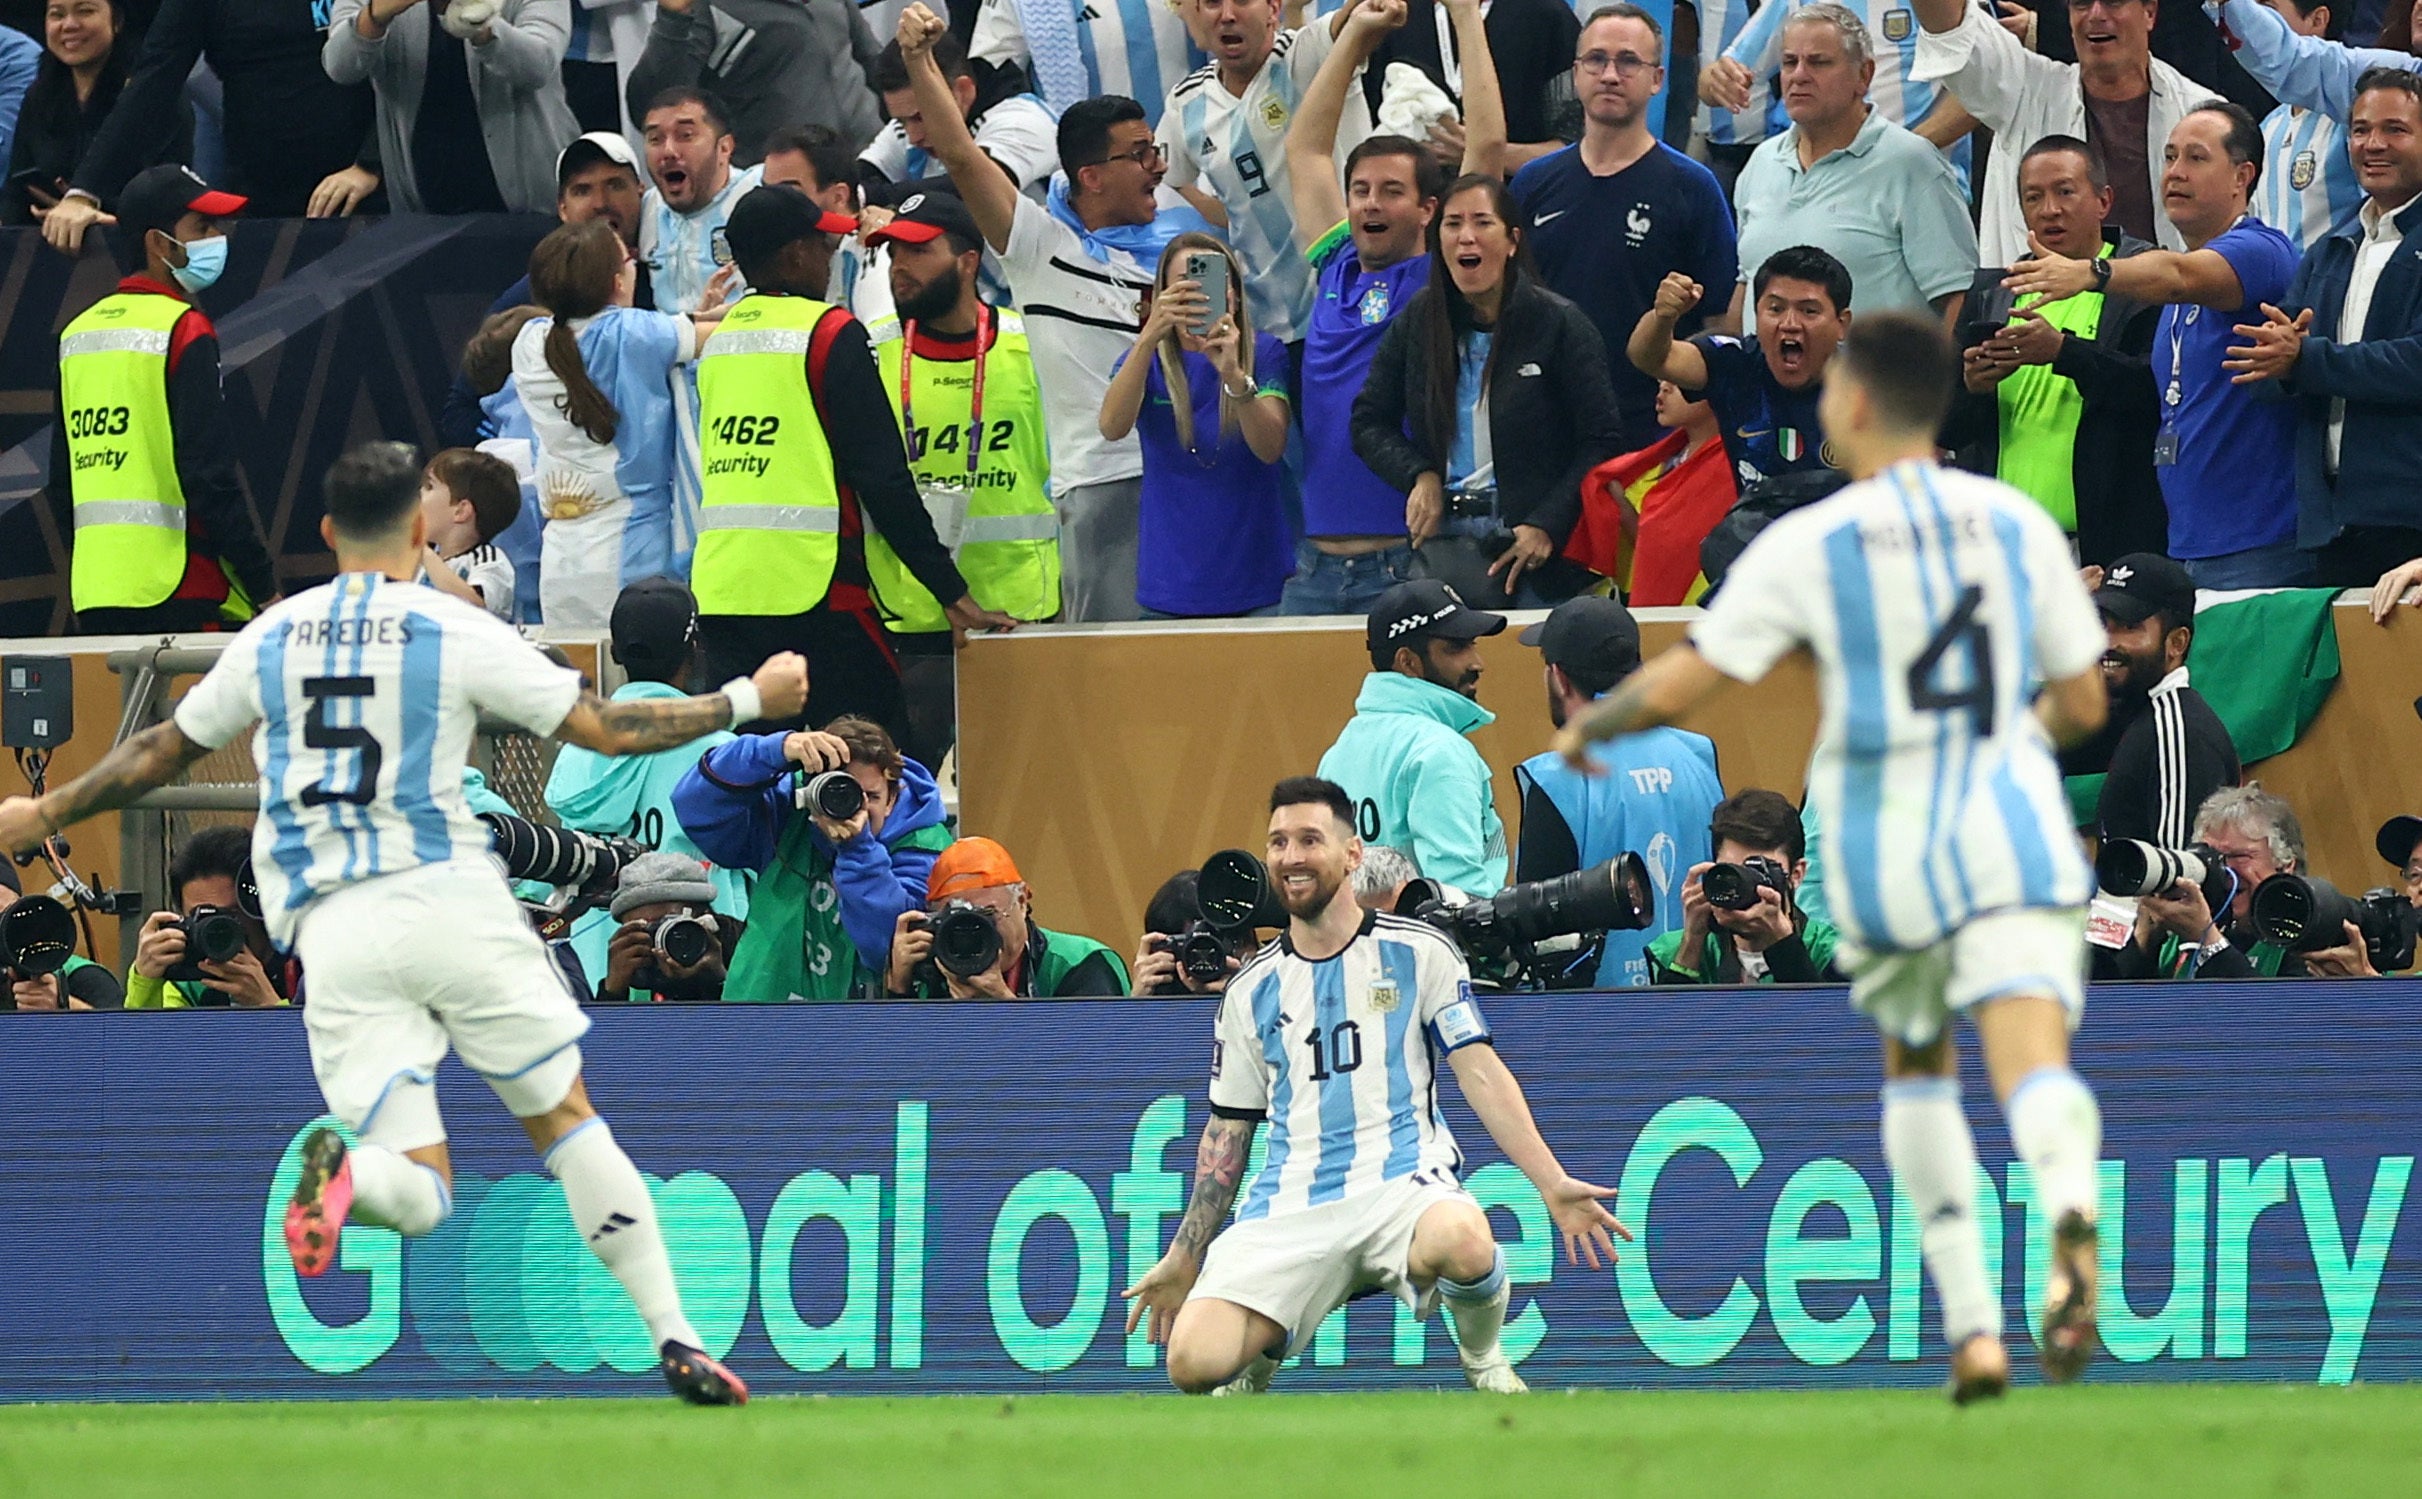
1365, 978, 1402, 1014
1882, 7, 1913, 42
2292, 151, 2318, 191
1358, 283, 1391, 325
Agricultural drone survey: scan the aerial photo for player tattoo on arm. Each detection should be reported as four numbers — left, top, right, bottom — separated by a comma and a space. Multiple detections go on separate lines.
557, 690, 736, 756
1169, 1115, 1256, 1263
37, 721, 214, 831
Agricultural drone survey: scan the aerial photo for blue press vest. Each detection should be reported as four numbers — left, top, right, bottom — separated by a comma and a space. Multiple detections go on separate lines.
1518, 727, 1724, 987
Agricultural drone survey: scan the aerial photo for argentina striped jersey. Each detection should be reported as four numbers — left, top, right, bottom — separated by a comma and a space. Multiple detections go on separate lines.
1689, 460, 2106, 954
2260, 106, 2361, 251
1157, 24, 1373, 342
1209, 913, 1489, 1220
971, 0, 1206, 127
171, 575, 586, 945
1696, 0, 1774, 147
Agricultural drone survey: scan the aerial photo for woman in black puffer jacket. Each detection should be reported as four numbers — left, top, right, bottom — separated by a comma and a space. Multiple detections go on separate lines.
1352, 172, 1626, 609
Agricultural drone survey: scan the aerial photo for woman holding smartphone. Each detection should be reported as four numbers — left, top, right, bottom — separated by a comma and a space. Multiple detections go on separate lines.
3, 0, 192, 224
1352, 174, 1625, 610
1098, 234, 1294, 619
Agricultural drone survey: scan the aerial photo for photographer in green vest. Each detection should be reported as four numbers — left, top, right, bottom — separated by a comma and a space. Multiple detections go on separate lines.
47, 165, 279, 634
882, 836, 1127, 999
862, 191, 1060, 771
673, 712, 953, 1000
690, 183, 1015, 740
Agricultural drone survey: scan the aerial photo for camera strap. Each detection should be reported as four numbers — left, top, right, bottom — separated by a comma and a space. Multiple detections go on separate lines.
898, 304, 991, 489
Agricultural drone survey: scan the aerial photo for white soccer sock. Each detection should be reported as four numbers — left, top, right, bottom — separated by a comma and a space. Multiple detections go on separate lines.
1440, 1249, 1510, 1361
1881, 1078, 2001, 1347
2005, 1065, 2103, 1227
546, 1118, 702, 1352
345, 1143, 451, 1236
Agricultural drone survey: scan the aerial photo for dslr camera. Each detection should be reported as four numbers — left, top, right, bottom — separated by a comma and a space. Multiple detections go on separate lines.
1403, 855, 1655, 990
1702, 856, 1792, 912
1148, 850, 1287, 993
632, 911, 722, 996
163, 903, 249, 985
0, 893, 77, 1008
795, 769, 866, 822
912, 898, 1006, 985
2249, 873, 2420, 972
482, 811, 644, 938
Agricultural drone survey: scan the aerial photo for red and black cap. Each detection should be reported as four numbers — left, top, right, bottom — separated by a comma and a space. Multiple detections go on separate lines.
116, 164, 245, 244
866, 190, 982, 251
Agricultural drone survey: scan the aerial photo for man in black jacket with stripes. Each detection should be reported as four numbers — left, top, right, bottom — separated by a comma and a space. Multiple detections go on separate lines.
2062, 552, 2239, 850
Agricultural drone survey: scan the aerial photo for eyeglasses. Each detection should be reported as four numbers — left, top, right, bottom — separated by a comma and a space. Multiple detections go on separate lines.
1576, 50, 1655, 77
1090, 141, 1164, 169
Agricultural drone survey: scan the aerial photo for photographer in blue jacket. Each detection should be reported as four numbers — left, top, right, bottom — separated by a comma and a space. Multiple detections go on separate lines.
672, 712, 953, 1000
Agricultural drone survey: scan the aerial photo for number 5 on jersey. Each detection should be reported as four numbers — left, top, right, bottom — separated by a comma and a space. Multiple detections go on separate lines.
300, 676, 382, 807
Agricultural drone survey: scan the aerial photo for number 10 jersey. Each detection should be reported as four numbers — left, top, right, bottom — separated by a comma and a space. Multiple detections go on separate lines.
1209, 912, 1494, 1223
173, 573, 585, 945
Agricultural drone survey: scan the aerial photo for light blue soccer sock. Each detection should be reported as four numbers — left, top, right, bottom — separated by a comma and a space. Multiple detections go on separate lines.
345, 1143, 451, 1236
1439, 1249, 1510, 1359
1881, 1078, 2000, 1347
547, 1118, 702, 1352
2005, 1066, 2103, 1227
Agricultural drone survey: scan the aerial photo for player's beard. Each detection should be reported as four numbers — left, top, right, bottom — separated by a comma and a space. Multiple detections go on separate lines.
1277, 865, 1344, 920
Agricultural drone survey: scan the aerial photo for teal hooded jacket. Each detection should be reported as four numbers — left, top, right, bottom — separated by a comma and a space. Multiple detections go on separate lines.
543, 680, 753, 984
1316, 671, 1508, 895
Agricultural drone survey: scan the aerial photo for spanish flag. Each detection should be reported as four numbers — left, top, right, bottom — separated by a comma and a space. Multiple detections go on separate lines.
1563, 431, 1740, 606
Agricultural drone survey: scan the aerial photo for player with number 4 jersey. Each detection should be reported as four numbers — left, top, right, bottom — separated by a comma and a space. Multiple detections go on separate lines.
0, 444, 815, 1409
1554, 313, 2113, 1405
1121, 777, 1629, 1396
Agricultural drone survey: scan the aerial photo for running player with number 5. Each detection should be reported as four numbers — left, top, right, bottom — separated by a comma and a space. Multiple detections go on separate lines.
1121, 776, 1629, 1396
1552, 311, 2113, 1403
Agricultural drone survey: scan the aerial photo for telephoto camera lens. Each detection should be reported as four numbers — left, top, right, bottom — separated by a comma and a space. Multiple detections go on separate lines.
1421, 853, 1654, 960
2096, 840, 2236, 912
1196, 849, 1285, 931
799, 770, 867, 821
2248, 872, 2359, 953
1702, 857, 1789, 912
931, 900, 1004, 979
0, 894, 76, 977
652, 914, 715, 969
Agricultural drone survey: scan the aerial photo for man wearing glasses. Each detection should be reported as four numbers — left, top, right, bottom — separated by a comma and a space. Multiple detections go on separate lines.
1510, 4, 1738, 440
1911, 0, 2219, 263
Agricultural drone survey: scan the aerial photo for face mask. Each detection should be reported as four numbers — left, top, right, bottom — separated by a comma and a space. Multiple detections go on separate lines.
169, 234, 228, 293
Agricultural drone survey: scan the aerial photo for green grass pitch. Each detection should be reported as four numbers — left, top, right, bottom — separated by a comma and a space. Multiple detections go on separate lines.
2, 1386, 2417, 1498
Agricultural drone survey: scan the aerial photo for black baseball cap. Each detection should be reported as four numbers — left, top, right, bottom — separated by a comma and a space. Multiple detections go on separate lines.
1520, 596, 1642, 680
2377, 816, 2422, 871
1367, 580, 1506, 657
2093, 553, 2196, 627
116, 164, 245, 243
609, 577, 698, 680
722, 183, 857, 270
867, 190, 982, 251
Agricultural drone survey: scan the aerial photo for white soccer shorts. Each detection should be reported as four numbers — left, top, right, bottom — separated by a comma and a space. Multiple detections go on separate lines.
295, 859, 590, 1150
1845, 905, 2088, 1048
1188, 1171, 1476, 1357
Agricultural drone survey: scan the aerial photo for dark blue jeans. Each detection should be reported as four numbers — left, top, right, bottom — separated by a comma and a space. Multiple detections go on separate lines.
1278, 541, 1415, 616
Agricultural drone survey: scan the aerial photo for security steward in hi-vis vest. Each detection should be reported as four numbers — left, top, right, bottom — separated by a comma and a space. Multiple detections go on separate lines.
859, 192, 1059, 768
47, 165, 279, 635
691, 184, 1018, 738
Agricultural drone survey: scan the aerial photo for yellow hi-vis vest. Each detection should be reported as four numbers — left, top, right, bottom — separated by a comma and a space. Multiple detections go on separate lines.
59, 292, 192, 612
862, 311, 1060, 634
692, 294, 845, 616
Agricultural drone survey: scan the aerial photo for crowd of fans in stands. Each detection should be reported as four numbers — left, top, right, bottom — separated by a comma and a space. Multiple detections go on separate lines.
14, 0, 2422, 1005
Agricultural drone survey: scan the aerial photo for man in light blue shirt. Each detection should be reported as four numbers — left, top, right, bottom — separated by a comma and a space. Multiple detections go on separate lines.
1730, 3, 1977, 326
2207, 0, 2416, 249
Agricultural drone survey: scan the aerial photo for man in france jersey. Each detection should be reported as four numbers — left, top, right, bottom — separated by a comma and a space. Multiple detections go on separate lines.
1122, 776, 1628, 1395
0, 444, 811, 1407
1553, 311, 2113, 1404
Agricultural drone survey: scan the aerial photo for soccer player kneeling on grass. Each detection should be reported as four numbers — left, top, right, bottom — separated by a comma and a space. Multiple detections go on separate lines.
1553, 311, 2112, 1402
0, 442, 811, 1407
1121, 776, 1630, 1395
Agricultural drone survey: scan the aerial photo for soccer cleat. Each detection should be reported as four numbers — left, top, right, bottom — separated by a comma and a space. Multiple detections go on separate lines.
1211, 1352, 1277, 1397
660, 1342, 749, 1406
2038, 1210, 2101, 1384
1947, 1333, 2009, 1407
284, 1127, 355, 1278
1460, 1352, 1529, 1395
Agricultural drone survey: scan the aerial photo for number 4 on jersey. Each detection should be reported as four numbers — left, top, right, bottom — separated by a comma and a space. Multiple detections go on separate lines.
1905, 584, 1996, 736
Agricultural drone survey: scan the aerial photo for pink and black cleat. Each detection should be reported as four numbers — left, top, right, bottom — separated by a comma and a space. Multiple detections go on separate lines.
660, 1342, 749, 1406
284, 1127, 355, 1278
